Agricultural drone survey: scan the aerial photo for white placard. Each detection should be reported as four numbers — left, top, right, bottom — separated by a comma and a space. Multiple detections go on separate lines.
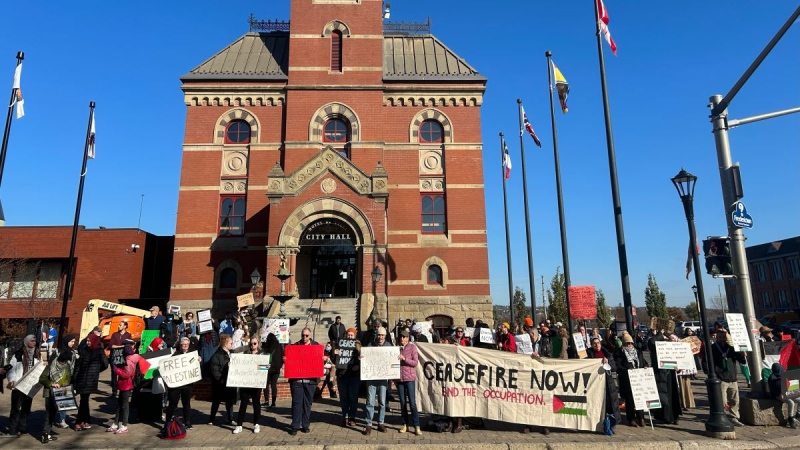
417, 321, 433, 342
479, 328, 496, 344
573, 333, 588, 357
726, 313, 753, 352
360, 346, 401, 381
628, 367, 662, 410
197, 320, 213, 334
515, 334, 533, 354
261, 319, 290, 344
53, 385, 78, 411
227, 353, 271, 388
14, 363, 45, 398
159, 351, 202, 388
464, 327, 475, 339
168, 305, 181, 315
197, 309, 212, 322
654, 341, 695, 370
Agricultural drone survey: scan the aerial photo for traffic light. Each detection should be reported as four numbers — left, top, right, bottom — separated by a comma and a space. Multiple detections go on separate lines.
702, 237, 733, 276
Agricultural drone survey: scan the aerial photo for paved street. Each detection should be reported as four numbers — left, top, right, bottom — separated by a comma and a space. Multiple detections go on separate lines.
0, 373, 798, 449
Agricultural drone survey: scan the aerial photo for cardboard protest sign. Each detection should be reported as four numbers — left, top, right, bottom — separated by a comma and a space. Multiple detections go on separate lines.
726, 313, 752, 352
680, 336, 702, 355
415, 343, 604, 432
515, 334, 533, 355
159, 351, 202, 388
654, 341, 695, 370
139, 330, 160, 355
649, 317, 675, 334
572, 334, 587, 359
360, 346, 401, 380
628, 367, 661, 410
284, 344, 324, 379
568, 286, 597, 320
13, 363, 45, 398
261, 318, 290, 344
53, 386, 78, 411
782, 369, 800, 400
335, 339, 357, 370
479, 328, 495, 344
227, 353, 271, 388
237, 293, 255, 308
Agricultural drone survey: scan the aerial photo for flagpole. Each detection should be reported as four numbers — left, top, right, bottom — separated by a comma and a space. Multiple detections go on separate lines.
545, 51, 574, 338
0, 51, 24, 189
516, 99, 538, 325
593, 0, 634, 336
57, 101, 95, 348
499, 133, 516, 324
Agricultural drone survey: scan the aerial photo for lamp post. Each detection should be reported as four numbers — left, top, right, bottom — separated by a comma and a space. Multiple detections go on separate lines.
251, 268, 261, 291
691, 285, 699, 321
671, 168, 734, 437
371, 266, 382, 323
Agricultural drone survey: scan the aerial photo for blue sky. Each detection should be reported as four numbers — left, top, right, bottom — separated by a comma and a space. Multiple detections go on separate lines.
1, 1, 797, 310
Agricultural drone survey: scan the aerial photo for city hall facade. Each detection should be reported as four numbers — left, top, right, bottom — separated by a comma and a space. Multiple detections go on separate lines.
170, 0, 492, 332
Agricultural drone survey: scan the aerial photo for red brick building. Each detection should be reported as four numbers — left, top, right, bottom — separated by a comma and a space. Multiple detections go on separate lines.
0, 226, 173, 331
171, 0, 492, 332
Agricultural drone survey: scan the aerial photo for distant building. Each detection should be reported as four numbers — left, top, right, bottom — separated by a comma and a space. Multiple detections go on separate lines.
170, 0, 493, 331
0, 226, 173, 331
724, 236, 800, 319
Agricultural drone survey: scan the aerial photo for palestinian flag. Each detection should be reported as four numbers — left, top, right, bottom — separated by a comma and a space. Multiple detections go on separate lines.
142, 348, 172, 379
764, 340, 800, 371
553, 395, 587, 416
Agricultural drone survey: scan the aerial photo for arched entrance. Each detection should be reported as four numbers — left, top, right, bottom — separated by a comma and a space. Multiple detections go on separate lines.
297, 219, 359, 298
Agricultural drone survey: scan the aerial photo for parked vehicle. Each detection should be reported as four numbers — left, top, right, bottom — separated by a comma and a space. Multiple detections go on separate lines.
675, 321, 702, 334
759, 312, 800, 329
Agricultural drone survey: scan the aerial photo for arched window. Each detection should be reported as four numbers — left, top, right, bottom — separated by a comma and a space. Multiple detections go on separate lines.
426, 314, 453, 339
427, 265, 443, 286
419, 120, 444, 143
331, 30, 343, 72
421, 194, 446, 234
220, 268, 238, 289
324, 118, 349, 143
219, 196, 246, 236
225, 120, 251, 144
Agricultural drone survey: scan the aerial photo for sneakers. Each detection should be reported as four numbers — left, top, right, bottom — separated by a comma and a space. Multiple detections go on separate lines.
81, 422, 92, 430
106, 424, 118, 432
40, 434, 57, 443
185, 424, 193, 430
232, 426, 242, 434
399, 424, 407, 433
415, 426, 423, 436
74, 423, 84, 431
56, 421, 69, 429
789, 418, 799, 429
253, 424, 260, 434
115, 426, 129, 434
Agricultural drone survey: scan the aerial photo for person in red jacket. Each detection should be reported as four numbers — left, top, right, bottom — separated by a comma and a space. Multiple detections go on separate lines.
497, 322, 516, 353
108, 341, 143, 434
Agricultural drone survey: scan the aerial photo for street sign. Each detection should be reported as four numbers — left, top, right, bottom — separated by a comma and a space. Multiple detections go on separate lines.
731, 201, 753, 229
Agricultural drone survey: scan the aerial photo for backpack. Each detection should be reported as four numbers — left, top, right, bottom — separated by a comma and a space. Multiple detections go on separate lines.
132, 361, 145, 389
162, 416, 187, 440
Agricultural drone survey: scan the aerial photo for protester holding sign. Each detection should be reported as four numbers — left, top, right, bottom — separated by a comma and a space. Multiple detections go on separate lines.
208, 334, 236, 427
587, 337, 620, 430
333, 328, 360, 427
162, 338, 196, 434
108, 321, 132, 398
73, 330, 107, 431
397, 329, 422, 436
614, 332, 647, 427
38, 350, 74, 443
263, 333, 283, 409
647, 332, 682, 425
109, 341, 143, 435
363, 326, 393, 435
286, 327, 328, 435
5, 335, 40, 438
232, 338, 264, 434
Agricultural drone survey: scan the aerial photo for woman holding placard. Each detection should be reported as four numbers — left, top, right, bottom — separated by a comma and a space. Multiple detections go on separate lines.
332, 328, 360, 427
38, 350, 74, 443
232, 338, 263, 434
614, 332, 647, 427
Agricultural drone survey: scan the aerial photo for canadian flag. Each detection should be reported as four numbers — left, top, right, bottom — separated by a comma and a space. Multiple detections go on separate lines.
597, 0, 618, 56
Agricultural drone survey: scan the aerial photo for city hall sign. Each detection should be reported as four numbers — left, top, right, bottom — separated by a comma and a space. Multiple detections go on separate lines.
299, 219, 354, 246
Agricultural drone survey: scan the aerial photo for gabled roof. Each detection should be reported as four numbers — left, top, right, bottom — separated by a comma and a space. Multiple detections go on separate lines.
181, 32, 484, 82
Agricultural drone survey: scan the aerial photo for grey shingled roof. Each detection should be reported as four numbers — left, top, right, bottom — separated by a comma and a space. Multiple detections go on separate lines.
746, 236, 800, 261
181, 32, 484, 82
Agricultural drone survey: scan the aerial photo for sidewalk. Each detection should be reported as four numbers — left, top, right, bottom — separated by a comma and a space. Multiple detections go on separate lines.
0, 375, 797, 449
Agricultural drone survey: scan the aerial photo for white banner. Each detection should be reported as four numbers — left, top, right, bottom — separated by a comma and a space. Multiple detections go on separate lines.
415, 343, 604, 432
360, 346, 401, 381
261, 319, 290, 344
628, 368, 661, 410
654, 341, 695, 370
726, 313, 753, 352
515, 334, 533, 355
159, 351, 202, 388
227, 353, 271, 388
14, 363, 45, 398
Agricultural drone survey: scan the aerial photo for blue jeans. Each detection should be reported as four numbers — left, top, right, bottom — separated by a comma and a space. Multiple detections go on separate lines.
337, 377, 360, 419
397, 380, 420, 427
365, 380, 388, 426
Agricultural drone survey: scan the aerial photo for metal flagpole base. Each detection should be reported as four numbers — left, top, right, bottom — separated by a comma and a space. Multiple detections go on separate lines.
704, 377, 736, 438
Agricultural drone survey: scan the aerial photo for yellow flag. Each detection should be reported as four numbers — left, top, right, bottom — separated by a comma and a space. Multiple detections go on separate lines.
552, 61, 569, 114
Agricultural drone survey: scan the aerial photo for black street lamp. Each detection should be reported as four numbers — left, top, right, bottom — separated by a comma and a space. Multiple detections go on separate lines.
250, 268, 261, 290
671, 168, 734, 436
691, 285, 699, 320
371, 266, 382, 322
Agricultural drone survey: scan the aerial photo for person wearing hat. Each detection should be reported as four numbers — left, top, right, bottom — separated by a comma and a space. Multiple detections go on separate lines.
410, 323, 427, 343
145, 306, 166, 331
497, 322, 516, 353
711, 330, 746, 426
38, 350, 75, 443
614, 331, 647, 427
397, 328, 422, 435
759, 326, 775, 342
362, 326, 392, 435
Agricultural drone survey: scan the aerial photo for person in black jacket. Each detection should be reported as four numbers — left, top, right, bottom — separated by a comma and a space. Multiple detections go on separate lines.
72, 330, 107, 431
648, 332, 682, 425
768, 363, 800, 428
711, 330, 746, 427
614, 332, 647, 428
263, 333, 283, 409
588, 337, 621, 427
208, 334, 235, 426
328, 316, 346, 343
162, 337, 195, 433
332, 328, 360, 427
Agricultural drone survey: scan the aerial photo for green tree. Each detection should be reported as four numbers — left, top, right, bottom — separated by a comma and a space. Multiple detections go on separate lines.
666, 306, 685, 322
512, 286, 528, 326
684, 302, 700, 320
547, 267, 567, 326
644, 273, 668, 320
596, 289, 612, 328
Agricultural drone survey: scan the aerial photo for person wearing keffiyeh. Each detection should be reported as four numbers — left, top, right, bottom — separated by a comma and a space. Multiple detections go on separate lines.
613, 331, 648, 428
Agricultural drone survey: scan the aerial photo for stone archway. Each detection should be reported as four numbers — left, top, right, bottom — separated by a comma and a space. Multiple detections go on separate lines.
278, 197, 374, 248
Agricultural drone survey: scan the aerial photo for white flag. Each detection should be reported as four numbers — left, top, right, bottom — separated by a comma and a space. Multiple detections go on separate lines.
87, 114, 95, 159
11, 62, 24, 119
